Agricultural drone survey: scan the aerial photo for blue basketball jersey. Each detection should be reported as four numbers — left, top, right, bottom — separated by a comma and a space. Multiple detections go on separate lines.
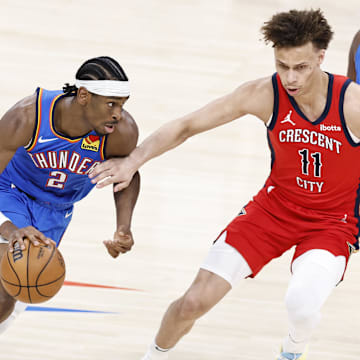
1, 88, 107, 207
356, 43, 360, 84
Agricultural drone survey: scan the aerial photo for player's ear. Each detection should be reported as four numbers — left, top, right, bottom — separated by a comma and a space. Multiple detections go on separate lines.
318, 49, 326, 65
77, 87, 91, 105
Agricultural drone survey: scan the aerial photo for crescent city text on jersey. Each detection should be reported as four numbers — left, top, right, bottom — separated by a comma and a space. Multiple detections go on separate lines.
278, 125, 343, 194
27, 150, 100, 175
278, 127, 342, 154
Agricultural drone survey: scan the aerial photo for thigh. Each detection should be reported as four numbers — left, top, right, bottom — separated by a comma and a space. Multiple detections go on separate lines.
201, 231, 252, 287
293, 228, 353, 268
221, 188, 298, 277
292, 249, 346, 285
29, 203, 73, 246
0, 186, 32, 229
0, 186, 72, 246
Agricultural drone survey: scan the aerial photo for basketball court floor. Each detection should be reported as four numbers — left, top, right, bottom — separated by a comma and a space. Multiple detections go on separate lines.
0, 0, 359, 359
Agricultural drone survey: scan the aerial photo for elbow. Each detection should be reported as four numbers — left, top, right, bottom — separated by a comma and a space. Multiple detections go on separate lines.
177, 120, 193, 144
178, 130, 190, 145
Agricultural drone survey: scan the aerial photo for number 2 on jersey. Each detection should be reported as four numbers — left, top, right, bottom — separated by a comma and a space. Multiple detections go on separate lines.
46, 171, 68, 189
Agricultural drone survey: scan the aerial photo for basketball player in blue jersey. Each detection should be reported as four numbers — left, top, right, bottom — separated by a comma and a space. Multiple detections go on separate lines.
0, 56, 140, 332
347, 30, 360, 83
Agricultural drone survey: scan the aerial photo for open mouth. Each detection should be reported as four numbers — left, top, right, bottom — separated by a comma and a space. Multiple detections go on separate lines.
104, 124, 116, 134
286, 87, 299, 96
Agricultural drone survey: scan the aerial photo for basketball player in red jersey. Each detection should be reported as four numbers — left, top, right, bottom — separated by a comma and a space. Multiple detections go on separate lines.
90, 9, 360, 360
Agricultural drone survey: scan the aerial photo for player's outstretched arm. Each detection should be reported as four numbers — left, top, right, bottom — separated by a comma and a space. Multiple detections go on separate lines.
89, 77, 273, 192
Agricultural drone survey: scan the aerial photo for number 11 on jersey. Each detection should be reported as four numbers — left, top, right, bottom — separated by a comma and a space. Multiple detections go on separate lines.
296, 148, 324, 192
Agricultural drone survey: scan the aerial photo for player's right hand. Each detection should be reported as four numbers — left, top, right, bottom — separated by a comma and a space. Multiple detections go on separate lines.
103, 228, 134, 258
6, 225, 53, 252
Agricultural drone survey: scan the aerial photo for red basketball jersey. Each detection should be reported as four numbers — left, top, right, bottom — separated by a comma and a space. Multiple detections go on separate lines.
266, 73, 360, 237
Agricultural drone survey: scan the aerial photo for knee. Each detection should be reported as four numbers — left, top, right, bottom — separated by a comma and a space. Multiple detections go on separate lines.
176, 292, 210, 321
285, 286, 318, 322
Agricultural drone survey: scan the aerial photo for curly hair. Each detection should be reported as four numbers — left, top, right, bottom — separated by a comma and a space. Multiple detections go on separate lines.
261, 9, 333, 50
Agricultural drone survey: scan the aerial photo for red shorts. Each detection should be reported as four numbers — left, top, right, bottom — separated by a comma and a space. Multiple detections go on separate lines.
222, 185, 357, 277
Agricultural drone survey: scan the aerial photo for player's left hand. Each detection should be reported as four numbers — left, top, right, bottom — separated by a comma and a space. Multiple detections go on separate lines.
88, 156, 137, 192
103, 227, 134, 258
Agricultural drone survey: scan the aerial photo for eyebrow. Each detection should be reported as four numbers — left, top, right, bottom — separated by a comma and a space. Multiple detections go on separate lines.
107, 96, 129, 100
276, 60, 308, 67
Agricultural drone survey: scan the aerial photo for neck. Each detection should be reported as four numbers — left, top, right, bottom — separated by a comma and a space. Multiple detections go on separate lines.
294, 70, 329, 122
54, 97, 91, 138
298, 70, 328, 105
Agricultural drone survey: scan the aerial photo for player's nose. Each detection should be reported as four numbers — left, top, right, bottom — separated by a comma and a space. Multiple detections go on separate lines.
112, 110, 121, 122
286, 69, 297, 84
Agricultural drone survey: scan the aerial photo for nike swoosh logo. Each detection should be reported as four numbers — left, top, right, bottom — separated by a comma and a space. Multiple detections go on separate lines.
38, 136, 58, 143
65, 211, 73, 219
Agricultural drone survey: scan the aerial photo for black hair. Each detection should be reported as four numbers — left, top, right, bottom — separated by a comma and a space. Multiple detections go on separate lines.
63, 56, 128, 96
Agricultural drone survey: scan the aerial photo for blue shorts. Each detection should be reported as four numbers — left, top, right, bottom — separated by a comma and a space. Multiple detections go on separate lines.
0, 179, 73, 247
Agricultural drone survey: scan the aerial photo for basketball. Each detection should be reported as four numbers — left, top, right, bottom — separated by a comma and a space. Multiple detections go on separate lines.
0, 239, 66, 303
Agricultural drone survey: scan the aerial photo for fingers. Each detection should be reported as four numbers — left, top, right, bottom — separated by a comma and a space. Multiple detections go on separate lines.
113, 182, 128, 192
116, 232, 133, 248
26, 230, 51, 246
103, 240, 128, 258
88, 160, 112, 179
8, 226, 52, 252
103, 232, 134, 258
94, 176, 118, 189
103, 240, 119, 258
25, 234, 40, 247
8, 239, 21, 253
93, 174, 130, 190
88, 158, 134, 190
47, 239, 57, 247
89, 160, 117, 185
90, 170, 113, 185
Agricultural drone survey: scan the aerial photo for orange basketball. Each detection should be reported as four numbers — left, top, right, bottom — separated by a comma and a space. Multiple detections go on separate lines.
0, 239, 66, 303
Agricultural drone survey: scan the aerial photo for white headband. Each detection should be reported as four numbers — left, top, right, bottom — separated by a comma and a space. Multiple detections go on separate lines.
75, 79, 130, 97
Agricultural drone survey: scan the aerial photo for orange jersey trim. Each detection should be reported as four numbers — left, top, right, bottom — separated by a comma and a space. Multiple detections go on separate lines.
27, 88, 43, 152
100, 136, 106, 160
49, 94, 81, 143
